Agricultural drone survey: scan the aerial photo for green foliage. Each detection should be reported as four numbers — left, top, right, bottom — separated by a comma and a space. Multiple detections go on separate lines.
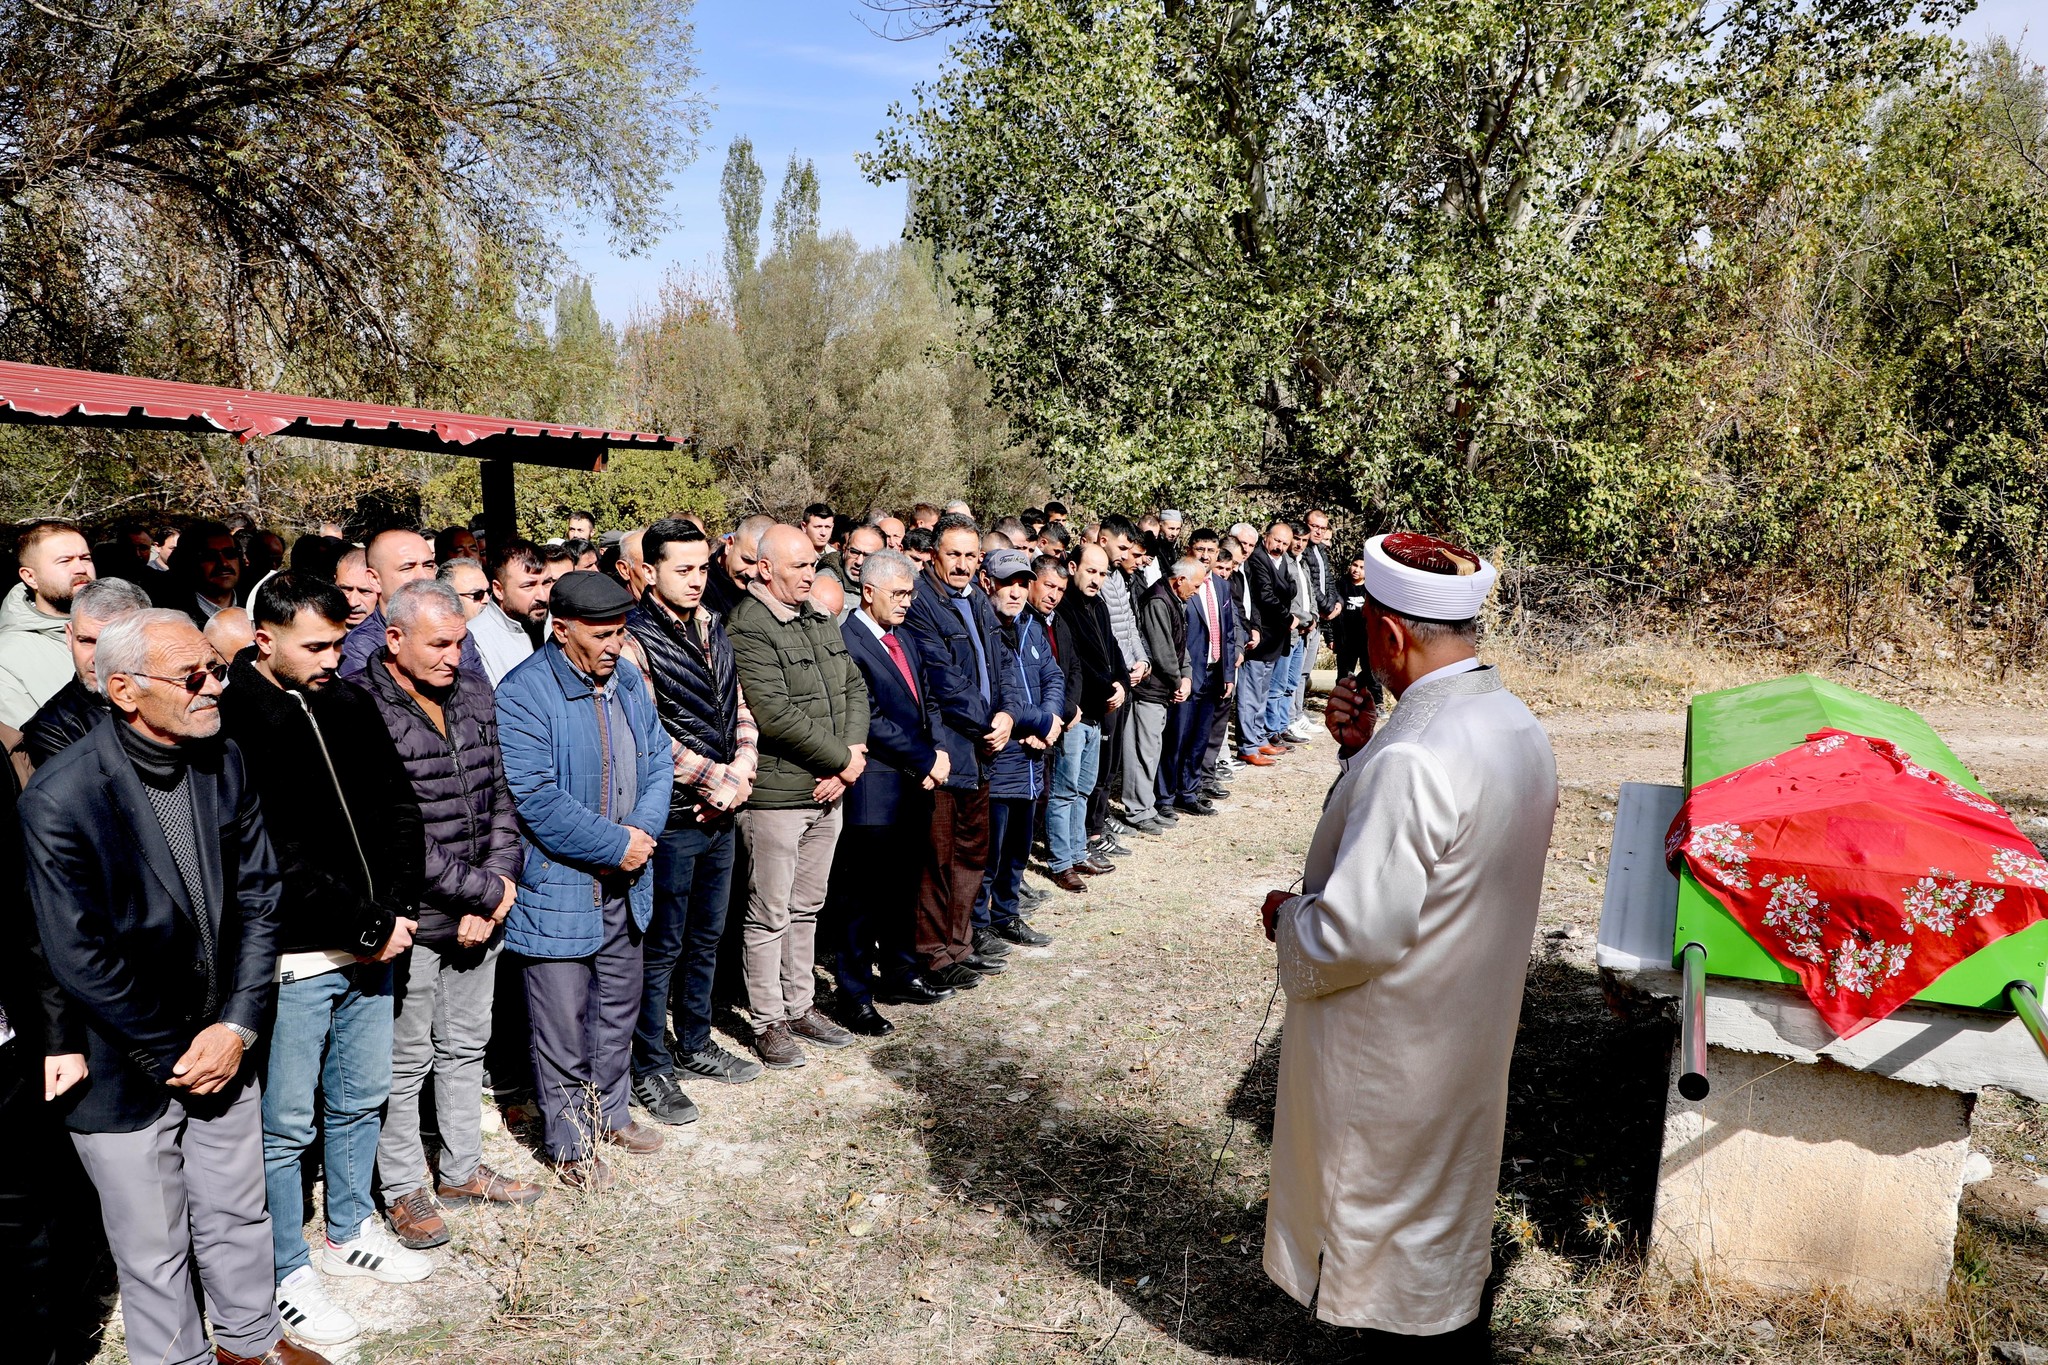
870, 0, 2047, 648
721, 137, 767, 306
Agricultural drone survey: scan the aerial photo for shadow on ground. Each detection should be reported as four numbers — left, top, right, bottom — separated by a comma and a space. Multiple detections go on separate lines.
865, 951, 1673, 1359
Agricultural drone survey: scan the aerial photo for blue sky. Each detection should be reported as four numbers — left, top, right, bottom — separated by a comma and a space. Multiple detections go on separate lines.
557, 0, 2040, 326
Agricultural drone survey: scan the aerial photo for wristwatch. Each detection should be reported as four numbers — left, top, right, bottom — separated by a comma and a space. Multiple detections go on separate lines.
222, 1022, 259, 1050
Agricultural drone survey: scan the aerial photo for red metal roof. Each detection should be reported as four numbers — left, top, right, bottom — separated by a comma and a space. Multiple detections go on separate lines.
0, 360, 679, 471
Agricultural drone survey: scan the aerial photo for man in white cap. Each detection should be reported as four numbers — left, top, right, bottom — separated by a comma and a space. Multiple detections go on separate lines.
1258, 531, 1556, 1360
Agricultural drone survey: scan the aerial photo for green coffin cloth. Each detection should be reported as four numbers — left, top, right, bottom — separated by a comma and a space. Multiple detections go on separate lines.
1675, 673, 2048, 1009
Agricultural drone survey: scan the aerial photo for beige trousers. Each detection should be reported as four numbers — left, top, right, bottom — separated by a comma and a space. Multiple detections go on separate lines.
735, 803, 843, 1025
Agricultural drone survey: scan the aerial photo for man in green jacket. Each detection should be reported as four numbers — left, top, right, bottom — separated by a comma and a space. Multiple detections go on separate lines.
727, 524, 871, 1069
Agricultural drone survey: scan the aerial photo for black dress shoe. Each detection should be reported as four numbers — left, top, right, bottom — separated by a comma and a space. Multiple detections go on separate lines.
878, 973, 955, 1006
1176, 799, 1218, 816
963, 951, 1009, 975
972, 929, 1013, 958
838, 1002, 896, 1036
994, 920, 1053, 947
936, 962, 983, 990
1079, 856, 1117, 875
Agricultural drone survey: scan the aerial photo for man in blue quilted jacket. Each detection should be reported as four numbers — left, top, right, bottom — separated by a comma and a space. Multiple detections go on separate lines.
494, 572, 673, 1188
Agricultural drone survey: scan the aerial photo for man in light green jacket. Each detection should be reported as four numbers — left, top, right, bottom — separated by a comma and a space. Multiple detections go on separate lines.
0, 521, 97, 728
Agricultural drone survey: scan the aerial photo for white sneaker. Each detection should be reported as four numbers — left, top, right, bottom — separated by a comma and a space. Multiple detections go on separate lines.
322, 1214, 434, 1283
1285, 721, 1315, 743
276, 1264, 361, 1345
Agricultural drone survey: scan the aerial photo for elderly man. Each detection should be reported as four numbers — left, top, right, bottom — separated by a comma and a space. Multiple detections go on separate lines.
220, 574, 430, 1345
333, 548, 380, 630
21, 576, 151, 765
1162, 531, 1237, 817
355, 581, 540, 1253
24, 610, 331, 1365
900, 515, 1015, 990
978, 549, 1064, 949
340, 529, 431, 675
1122, 558, 1196, 835
496, 572, 673, 1186
832, 549, 954, 1032
0, 520, 98, 727
1237, 520, 1296, 766
623, 520, 764, 1124
873, 514, 906, 551
727, 525, 870, 1067
472, 538, 550, 684
1261, 533, 1555, 1360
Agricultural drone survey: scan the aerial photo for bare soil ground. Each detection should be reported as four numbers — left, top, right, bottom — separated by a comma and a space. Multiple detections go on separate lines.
83, 644, 2048, 1363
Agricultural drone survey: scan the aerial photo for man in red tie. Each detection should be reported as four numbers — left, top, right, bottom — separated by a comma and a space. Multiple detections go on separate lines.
828, 550, 956, 1033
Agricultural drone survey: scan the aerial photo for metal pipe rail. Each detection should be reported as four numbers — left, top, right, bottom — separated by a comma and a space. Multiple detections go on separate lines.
1678, 941, 1710, 1101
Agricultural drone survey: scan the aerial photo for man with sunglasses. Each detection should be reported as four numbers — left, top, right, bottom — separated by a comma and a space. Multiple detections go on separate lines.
437, 558, 492, 623
219, 574, 431, 1349
23, 609, 334, 1365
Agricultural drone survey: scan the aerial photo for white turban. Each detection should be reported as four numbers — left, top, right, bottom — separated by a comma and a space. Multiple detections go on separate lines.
1363, 532, 1497, 622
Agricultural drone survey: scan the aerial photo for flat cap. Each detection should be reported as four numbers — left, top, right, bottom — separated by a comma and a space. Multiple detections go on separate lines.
548, 569, 635, 621
984, 547, 1035, 582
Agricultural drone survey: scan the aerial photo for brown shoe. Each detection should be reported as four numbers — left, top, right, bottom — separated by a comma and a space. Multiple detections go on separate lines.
385, 1188, 448, 1249
554, 1157, 614, 1192
217, 1340, 333, 1365
1239, 751, 1275, 766
1258, 744, 1288, 756
437, 1163, 544, 1206
604, 1120, 663, 1154
1050, 868, 1088, 892
753, 1020, 807, 1069
788, 1007, 854, 1049
1079, 857, 1117, 875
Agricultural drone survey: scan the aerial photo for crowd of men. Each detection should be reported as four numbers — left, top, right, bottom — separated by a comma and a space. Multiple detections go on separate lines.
0, 499, 1367, 1365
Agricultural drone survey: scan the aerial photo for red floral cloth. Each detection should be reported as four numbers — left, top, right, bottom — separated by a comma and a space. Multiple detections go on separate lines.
1665, 729, 2048, 1036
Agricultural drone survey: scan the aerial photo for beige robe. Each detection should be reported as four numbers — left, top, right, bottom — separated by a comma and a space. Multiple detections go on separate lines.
1265, 663, 1557, 1332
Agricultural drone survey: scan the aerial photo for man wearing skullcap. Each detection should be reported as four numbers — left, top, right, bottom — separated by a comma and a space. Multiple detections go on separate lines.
1259, 532, 1557, 1360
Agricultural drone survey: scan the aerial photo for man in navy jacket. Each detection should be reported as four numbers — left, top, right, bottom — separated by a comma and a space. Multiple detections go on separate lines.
977, 549, 1064, 952
897, 515, 1015, 991
830, 550, 957, 1033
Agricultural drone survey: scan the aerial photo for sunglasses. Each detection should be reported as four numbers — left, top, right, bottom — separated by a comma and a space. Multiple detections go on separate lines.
453, 587, 489, 603
138, 661, 230, 693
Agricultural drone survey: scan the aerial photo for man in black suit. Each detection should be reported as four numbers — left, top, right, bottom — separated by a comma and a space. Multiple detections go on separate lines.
1236, 519, 1297, 764
831, 549, 955, 1032
22, 609, 328, 1365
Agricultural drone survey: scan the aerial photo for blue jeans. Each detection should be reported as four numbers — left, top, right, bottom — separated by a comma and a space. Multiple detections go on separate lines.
1237, 658, 1277, 755
974, 798, 1034, 932
1048, 721, 1100, 872
633, 820, 737, 1078
262, 963, 392, 1280
1266, 637, 1304, 735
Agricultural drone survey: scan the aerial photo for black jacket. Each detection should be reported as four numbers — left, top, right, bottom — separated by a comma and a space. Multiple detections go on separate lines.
217, 654, 424, 958
1244, 550, 1296, 663
355, 652, 523, 945
21, 675, 107, 769
1052, 590, 1129, 723
22, 722, 282, 1133
0, 720, 80, 1064
627, 597, 740, 825
1133, 579, 1192, 704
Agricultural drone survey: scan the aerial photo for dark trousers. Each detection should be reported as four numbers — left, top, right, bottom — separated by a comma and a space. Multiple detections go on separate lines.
521, 895, 643, 1163
486, 950, 534, 1095
1201, 683, 1233, 777
633, 820, 737, 1080
829, 820, 923, 1007
1089, 703, 1128, 837
1348, 1317, 1491, 1363
974, 796, 1034, 933
0, 1041, 109, 1365
916, 785, 988, 971
1161, 686, 1220, 806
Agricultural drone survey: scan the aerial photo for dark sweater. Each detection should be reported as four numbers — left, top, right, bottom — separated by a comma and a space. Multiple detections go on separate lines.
1053, 590, 1131, 723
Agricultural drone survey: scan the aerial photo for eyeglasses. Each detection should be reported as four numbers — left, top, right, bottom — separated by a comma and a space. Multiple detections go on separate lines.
136, 661, 230, 693
453, 588, 489, 603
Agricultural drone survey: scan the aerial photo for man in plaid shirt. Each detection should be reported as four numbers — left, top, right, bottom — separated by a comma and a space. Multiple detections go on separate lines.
622, 520, 764, 1124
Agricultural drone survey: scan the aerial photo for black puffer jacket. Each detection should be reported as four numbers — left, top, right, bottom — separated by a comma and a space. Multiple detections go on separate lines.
217, 652, 424, 956
355, 650, 523, 945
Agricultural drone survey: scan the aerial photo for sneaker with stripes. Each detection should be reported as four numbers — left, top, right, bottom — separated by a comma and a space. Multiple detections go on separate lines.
275, 1264, 360, 1345
322, 1213, 434, 1283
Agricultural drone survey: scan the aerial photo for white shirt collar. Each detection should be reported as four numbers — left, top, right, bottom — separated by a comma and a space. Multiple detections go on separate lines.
1407, 656, 1484, 692
853, 608, 888, 642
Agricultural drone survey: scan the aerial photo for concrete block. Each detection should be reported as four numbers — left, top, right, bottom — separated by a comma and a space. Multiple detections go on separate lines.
1649, 1045, 1973, 1304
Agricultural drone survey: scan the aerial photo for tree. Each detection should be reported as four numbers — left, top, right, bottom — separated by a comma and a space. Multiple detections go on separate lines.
772, 154, 823, 254
721, 136, 766, 307
0, 0, 707, 521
